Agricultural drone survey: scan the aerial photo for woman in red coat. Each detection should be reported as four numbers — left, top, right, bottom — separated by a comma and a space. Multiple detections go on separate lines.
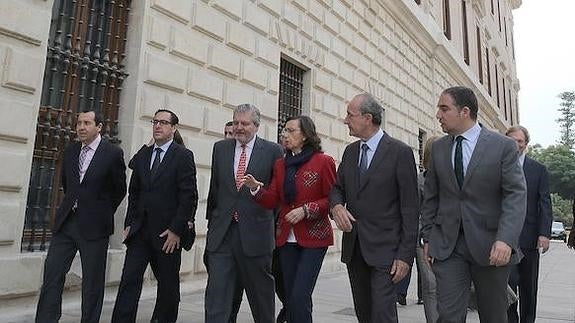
242, 115, 336, 323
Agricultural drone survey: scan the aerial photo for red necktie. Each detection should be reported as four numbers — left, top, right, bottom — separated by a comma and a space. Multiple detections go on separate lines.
233, 145, 247, 221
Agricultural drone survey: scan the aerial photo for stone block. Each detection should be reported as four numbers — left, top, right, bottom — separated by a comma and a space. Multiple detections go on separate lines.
147, 16, 170, 49
268, 69, 279, 95
255, 93, 278, 120
192, 2, 226, 41
0, 198, 18, 245
2, 48, 43, 94
300, 16, 314, 39
212, 0, 243, 21
0, 99, 34, 142
332, 78, 346, 100
323, 54, 338, 75
223, 82, 254, 109
258, 0, 282, 17
0, 254, 43, 295
0, 150, 27, 189
140, 86, 168, 118
339, 62, 354, 84
170, 28, 210, 65
313, 70, 331, 93
187, 68, 224, 103
314, 27, 330, 50
144, 53, 187, 93
256, 39, 280, 68
241, 59, 268, 90
308, 1, 324, 23
208, 45, 241, 78
205, 107, 231, 137
283, 5, 300, 29
187, 137, 214, 169
292, 0, 308, 11
227, 23, 256, 55
338, 23, 353, 45
313, 114, 331, 136
150, 0, 191, 24
166, 96, 206, 131
0, 0, 50, 46
345, 47, 360, 68
331, 0, 347, 20
244, 3, 270, 36
331, 37, 346, 59
324, 11, 340, 35
323, 95, 341, 117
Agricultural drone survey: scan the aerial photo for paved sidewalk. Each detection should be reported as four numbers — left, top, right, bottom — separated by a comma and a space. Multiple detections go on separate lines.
6, 241, 574, 322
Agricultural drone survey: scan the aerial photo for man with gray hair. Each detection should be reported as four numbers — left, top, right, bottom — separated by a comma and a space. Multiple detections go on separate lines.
330, 93, 419, 322
204, 104, 283, 322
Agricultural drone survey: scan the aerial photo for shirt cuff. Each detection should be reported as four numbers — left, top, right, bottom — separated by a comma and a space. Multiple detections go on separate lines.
250, 185, 261, 196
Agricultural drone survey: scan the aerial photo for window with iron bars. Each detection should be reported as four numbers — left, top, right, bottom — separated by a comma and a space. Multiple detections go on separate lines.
22, 0, 131, 252
277, 59, 306, 143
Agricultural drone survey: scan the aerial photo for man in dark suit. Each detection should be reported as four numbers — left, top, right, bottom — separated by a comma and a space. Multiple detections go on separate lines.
111, 109, 198, 323
204, 104, 283, 323
329, 93, 419, 323
421, 86, 527, 323
35, 110, 126, 323
506, 125, 552, 323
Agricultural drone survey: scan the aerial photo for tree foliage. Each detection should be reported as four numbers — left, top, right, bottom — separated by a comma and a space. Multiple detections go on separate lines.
551, 193, 573, 228
528, 144, 575, 200
556, 91, 575, 149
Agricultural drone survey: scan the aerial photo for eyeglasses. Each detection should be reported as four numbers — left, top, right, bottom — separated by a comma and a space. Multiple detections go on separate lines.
151, 119, 172, 126
281, 127, 300, 135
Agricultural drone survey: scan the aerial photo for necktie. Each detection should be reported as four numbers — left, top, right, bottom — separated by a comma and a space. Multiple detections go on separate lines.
454, 136, 464, 189
151, 147, 162, 177
78, 145, 91, 183
235, 145, 247, 190
358, 143, 369, 185
75, 145, 91, 210
233, 145, 247, 221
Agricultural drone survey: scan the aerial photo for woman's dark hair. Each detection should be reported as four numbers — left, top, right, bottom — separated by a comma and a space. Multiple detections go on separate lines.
173, 129, 185, 148
287, 115, 322, 152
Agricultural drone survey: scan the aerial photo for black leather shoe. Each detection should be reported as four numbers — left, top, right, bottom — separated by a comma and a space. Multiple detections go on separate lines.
276, 307, 287, 323
417, 298, 424, 305
397, 294, 407, 306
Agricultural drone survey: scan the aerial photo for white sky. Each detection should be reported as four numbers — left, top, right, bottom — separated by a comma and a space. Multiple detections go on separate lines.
514, 0, 575, 147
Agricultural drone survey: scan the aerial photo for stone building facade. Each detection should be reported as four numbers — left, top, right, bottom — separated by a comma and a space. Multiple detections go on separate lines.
0, 0, 520, 308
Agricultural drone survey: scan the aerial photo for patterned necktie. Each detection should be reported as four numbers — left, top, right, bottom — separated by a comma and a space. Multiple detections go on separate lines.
78, 145, 91, 181
454, 136, 464, 189
235, 144, 247, 190
358, 143, 369, 185
233, 145, 247, 221
151, 147, 162, 177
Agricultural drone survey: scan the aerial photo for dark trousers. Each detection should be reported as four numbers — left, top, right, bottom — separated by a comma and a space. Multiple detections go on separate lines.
432, 234, 510, 323
205, 222, 275, 323
347, 240, 398, 323
278, 243, 327, 323
35, 214, 109, 323
508, 248, 540, 323
111, 227, 182, 323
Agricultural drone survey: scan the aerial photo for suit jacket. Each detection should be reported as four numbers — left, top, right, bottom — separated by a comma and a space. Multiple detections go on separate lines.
421, 127, 527, 266
519, 156, 552, 249
329, 134, 420, 267
206, 137, 283, 257
124, 142, 198, 251
53, 139, 127, 240
254, 152, 336, 248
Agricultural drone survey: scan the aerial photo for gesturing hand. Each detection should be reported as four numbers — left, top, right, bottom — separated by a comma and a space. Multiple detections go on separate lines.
241, 174, 264, 190
285, 207, 305, 224
160, 229, 180, 254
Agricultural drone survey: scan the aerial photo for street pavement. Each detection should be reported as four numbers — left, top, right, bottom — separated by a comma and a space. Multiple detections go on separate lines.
5, 240, 574, 322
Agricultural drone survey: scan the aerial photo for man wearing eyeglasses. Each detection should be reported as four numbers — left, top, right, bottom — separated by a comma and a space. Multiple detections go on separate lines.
112, 109, 198, 323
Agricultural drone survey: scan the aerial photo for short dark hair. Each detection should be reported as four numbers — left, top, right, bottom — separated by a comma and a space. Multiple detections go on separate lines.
286, 115, 322, 152
225, 121, 233, 127
154, 109, 179, 125
442, 86, 478, 120
79, 109, 104, 126
357, 93, 384, 125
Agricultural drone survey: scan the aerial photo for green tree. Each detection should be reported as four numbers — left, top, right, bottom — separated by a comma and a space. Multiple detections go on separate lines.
528, 144, 575, 200
550, 193, 573, 227
556, 91, 575, 149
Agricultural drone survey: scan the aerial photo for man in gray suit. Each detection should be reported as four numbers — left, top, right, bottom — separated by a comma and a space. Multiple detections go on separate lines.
421, 86, 527, 323
204, 104, 283, 323
330, 93, 419, 323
